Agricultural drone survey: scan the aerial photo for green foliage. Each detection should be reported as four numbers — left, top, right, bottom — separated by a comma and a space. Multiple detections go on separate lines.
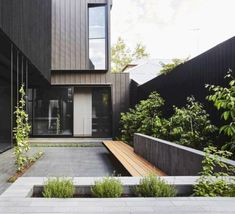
91, 177, 123, 198
136, 174, 176, 197
7, 151, 44, 183
13, 84, 31, 172
43, 178, 75, 198
111, 37, 149, 73
194, 146, 235, 197
133, 43, 149, 60
160, 58, 189, 75
167, 96, 218, 149
120, 93, 217, 150
206, 69, 235, 158
120, 92, 164, 144
29, 151, 44, 163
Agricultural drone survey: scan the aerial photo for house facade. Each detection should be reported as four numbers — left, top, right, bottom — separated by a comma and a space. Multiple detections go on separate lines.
0, 0, 129, 153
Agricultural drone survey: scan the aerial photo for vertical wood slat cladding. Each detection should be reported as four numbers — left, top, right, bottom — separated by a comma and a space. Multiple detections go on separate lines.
134, 37, 235, 127
52, 0, 110, 70
51, 72, 130, 137
0, 0, 51, 81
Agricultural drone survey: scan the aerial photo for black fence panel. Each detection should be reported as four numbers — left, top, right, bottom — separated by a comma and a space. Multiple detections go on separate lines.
132, 37, 235, 131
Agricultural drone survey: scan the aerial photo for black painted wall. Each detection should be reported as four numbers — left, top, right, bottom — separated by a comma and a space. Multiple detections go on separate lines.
133, 37, 235, 128
0, 0, 51, 81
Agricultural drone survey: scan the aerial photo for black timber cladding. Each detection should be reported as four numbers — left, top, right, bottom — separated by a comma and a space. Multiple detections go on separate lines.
51, 72, 130, 137
52, 0, 111, 70
50, 0, 129, 137
133, 36, 235, 127
0, 0, 51, 81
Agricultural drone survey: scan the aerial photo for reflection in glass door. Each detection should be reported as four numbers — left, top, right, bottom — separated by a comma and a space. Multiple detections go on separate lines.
28, 87, 73, 136
92, 88, 112, 137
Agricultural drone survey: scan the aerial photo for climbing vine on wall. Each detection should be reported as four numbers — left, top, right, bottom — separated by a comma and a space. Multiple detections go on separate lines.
13, 84, 31, 172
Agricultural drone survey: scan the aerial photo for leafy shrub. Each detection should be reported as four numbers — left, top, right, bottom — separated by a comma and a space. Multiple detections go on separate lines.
120, 92, 165, 144
136, 174, 176, 197
167, 96, 218, 149
91, 177, 123, 198
229, 183, 235, 196
206, 69, 235, 158
194, 146, 235, 197
120, 92, 217, 150
43, 178, 75, 198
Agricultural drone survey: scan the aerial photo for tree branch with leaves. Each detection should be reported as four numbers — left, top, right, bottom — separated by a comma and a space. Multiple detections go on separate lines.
111, 37, 149, 73
159, 58, 189, 75
206, 69, 235, 158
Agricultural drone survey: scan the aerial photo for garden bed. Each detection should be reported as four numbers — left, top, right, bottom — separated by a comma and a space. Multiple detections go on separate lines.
7, 151, 44, 183
31, 184, 193, 198
29, 175, 195, 198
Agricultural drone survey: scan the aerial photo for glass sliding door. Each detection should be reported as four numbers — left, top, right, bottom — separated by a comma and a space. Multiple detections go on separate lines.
29, 86, 112, 138
0, 33, 12, 152
92, 87, 112, 137
29, 87, 73, 136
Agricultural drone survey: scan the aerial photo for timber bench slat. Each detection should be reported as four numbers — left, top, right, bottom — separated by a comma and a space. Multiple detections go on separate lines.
115, 141, 164, 174
108, 145, 149, 176
114, 141, 166, 176
104, 143, 143, 176
103, 141, 166, 176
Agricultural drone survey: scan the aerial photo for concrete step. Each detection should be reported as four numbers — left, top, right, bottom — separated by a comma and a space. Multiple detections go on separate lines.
29, 138, 112, 144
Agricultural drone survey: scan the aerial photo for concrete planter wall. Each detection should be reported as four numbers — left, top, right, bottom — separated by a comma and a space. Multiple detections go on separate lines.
133, 133, 235, 176
1, 177, 235, 213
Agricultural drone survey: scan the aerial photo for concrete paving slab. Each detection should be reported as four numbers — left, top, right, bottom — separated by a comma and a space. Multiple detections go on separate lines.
23, 147, 116, 177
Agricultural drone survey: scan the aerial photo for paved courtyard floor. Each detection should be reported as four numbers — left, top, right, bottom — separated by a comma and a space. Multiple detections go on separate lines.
1, 146, 235, 213
0, 149, 15, 194
0, 147, 42, 194
0, 146, 115, 195
23, 147, 115, 177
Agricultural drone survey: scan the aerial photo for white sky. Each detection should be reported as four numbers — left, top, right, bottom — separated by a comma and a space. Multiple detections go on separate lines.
111, 0, 235, 60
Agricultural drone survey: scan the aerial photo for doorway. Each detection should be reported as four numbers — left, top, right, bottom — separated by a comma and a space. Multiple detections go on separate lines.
73, 88, 92, 136
73, 87, 112, 137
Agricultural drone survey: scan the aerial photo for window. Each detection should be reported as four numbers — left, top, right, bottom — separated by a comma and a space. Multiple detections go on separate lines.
28, 87, 73, 136
88, 5, 107, 70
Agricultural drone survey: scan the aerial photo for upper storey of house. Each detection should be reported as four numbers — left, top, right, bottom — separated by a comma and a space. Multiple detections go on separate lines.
0, 0, 112, 84
51, 0, 112, 72
0, 0, 52, 82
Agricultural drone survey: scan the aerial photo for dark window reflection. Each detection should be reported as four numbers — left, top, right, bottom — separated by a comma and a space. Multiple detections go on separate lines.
89, 5, 107, 70
0, 34, 11, 152
92, 88, 111, 137
28, 87, 73, 136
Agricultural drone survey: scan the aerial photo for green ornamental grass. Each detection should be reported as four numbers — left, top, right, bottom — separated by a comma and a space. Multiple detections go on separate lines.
42, 178, 75, 198
136, 174, 176, 197
91, 177, 123, 198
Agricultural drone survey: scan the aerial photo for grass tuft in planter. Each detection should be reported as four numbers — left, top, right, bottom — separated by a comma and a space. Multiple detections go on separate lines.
43, 178, 75, 198
136, 174, 176, 197
91, 177, 123, 198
